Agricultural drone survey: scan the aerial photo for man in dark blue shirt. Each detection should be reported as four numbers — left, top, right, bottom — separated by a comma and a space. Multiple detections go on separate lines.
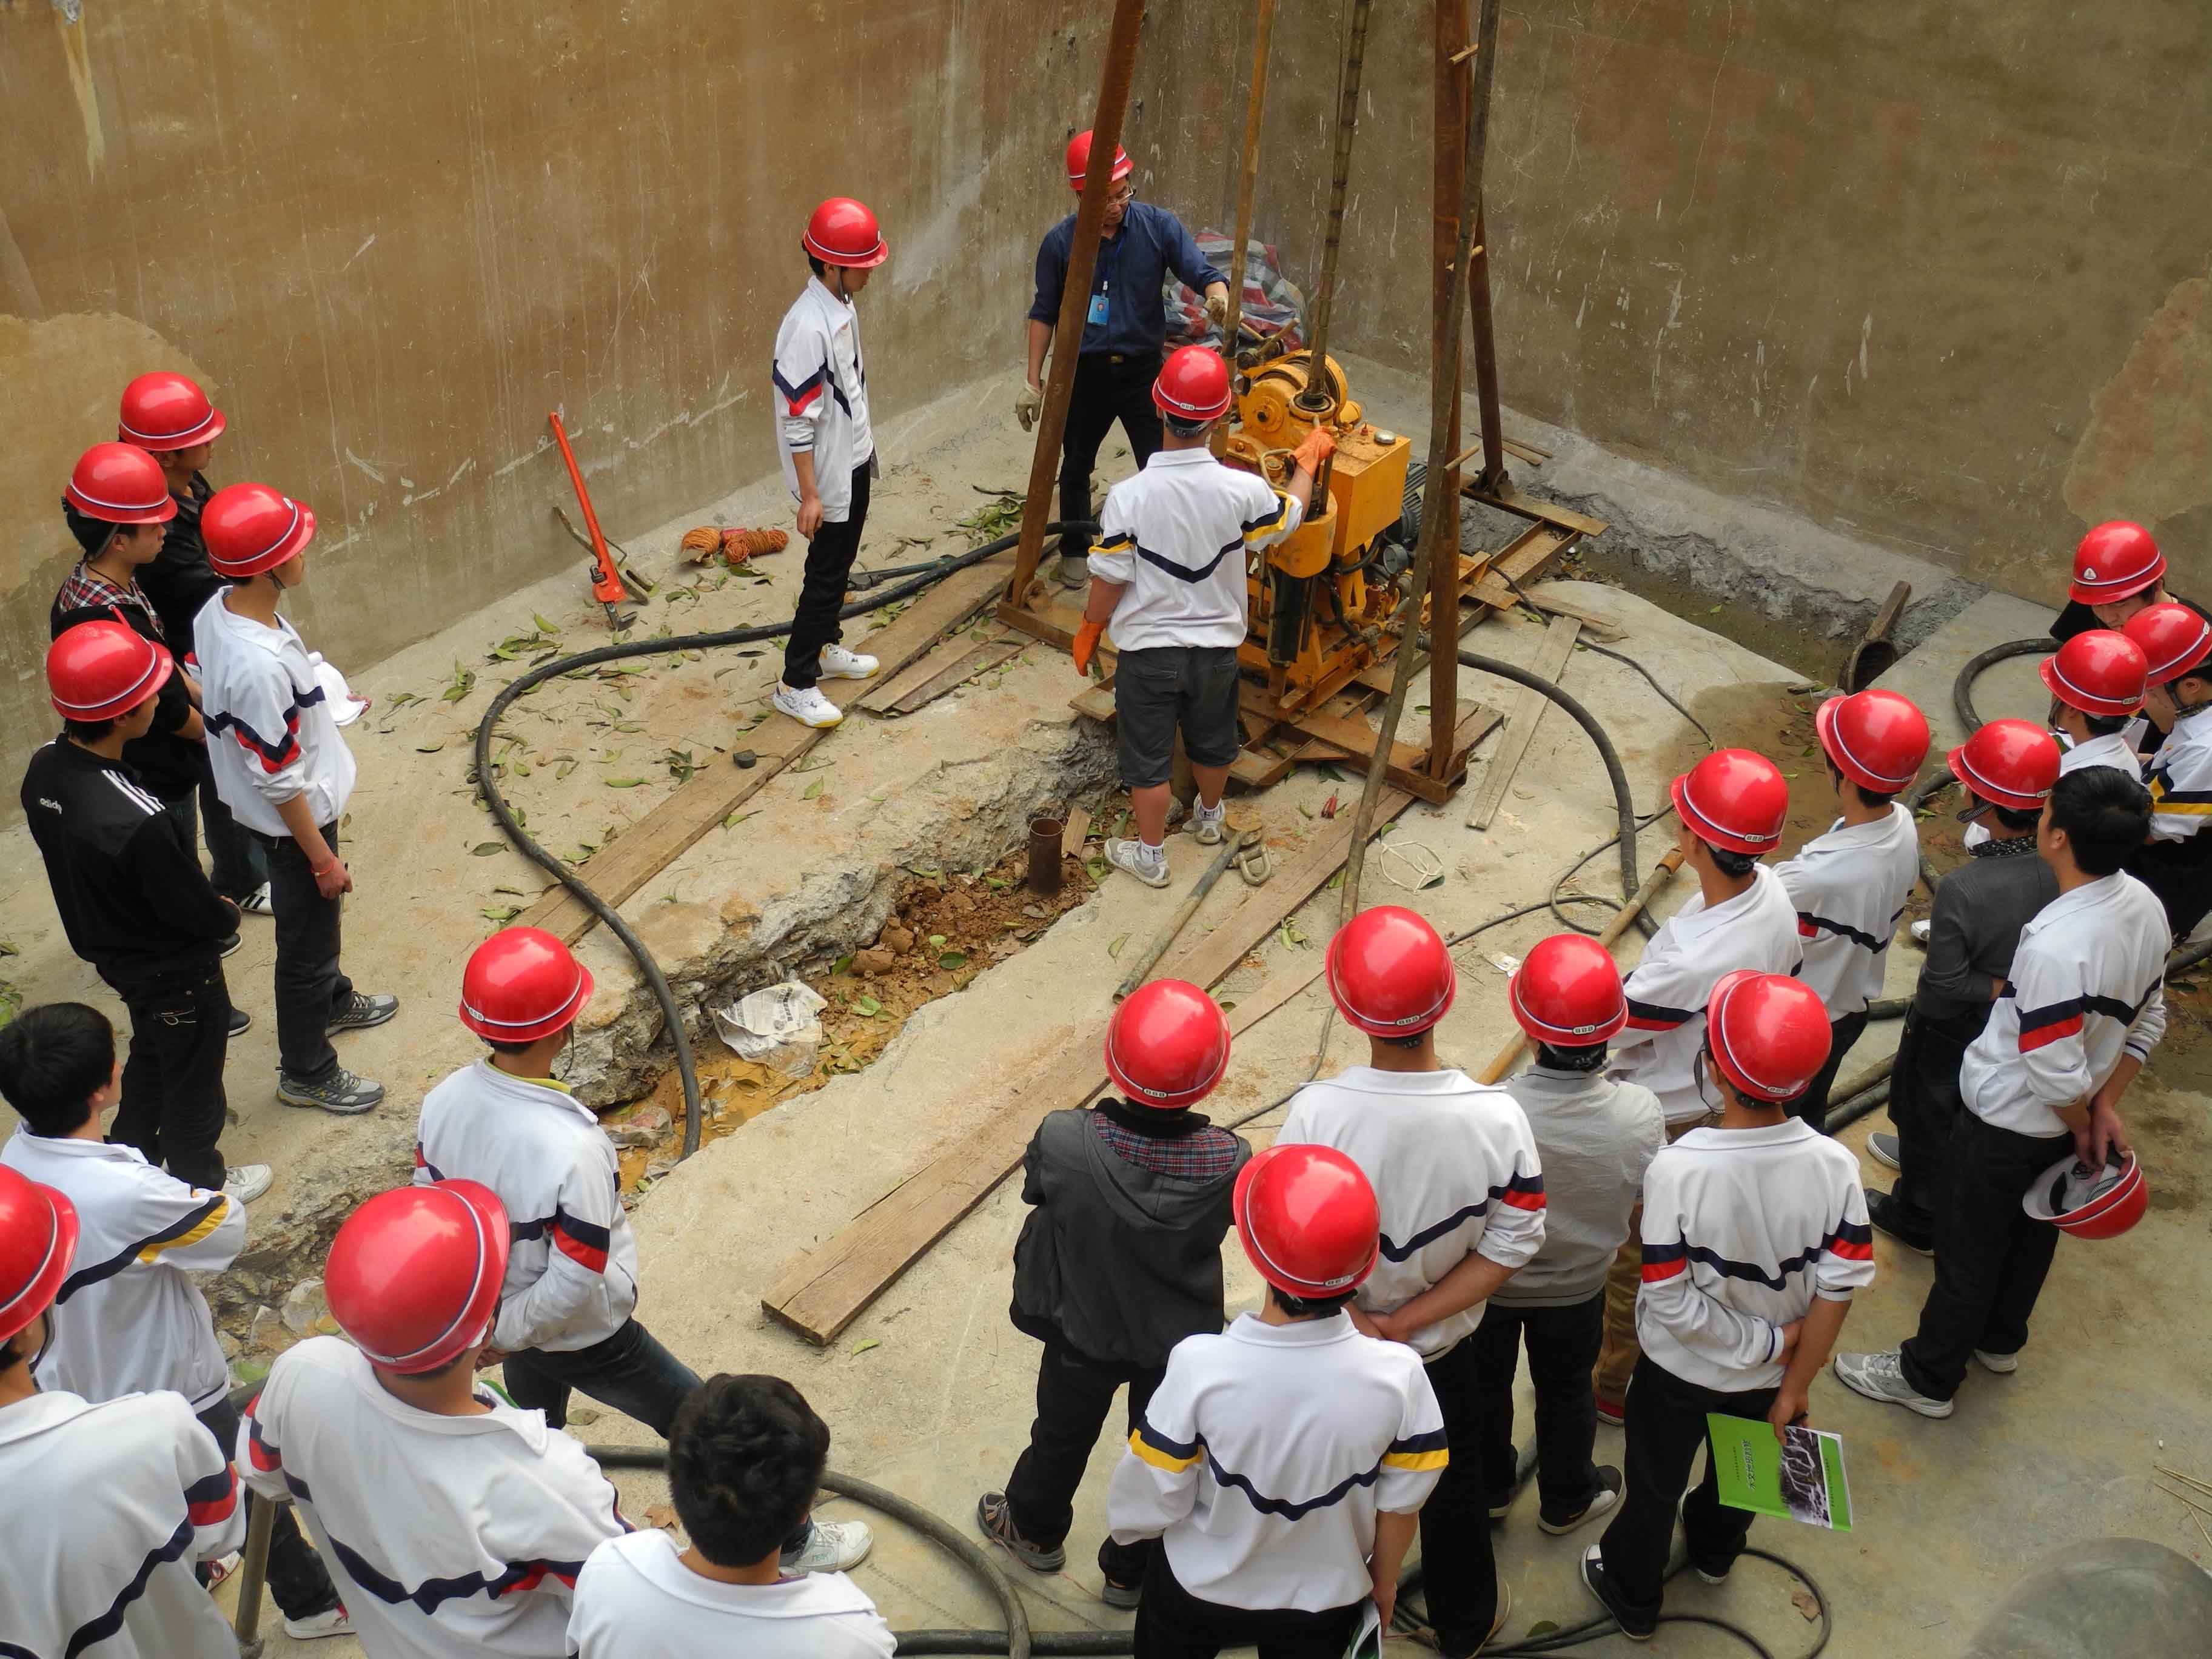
1023, 131, 1228, 585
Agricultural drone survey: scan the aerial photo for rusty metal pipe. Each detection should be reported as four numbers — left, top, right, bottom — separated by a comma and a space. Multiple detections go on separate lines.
1298, 0, 1375, 417
1464, 0, 1509, 492
1223, 0, 1278, 360
1027, 816, 1065, 896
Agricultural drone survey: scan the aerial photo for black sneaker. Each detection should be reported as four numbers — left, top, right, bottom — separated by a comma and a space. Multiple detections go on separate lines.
974, 1492, 1065, 1573
278, 1068, 386, 1114
1580, 1544, 1657, 1641
1540, 1465, 1624, 1535
326, 992, 399, 1034
1866, 1190, 1934, 1256
226, 1008, 252, 1038
218, 933, 241, 959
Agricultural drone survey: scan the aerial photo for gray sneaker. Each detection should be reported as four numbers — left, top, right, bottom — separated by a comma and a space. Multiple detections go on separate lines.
1104, 838, 1172, 889
278, 1068, 386, 1114
1867, 1132, 1902, 1171
1053, 552, 1090, 589
1188, 802, 1227, 846
326, 992, 399, 1034
1832, 1350, 1953, 1418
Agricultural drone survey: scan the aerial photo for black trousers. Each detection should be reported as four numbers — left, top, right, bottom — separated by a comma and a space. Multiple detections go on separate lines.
1133, 1548, 1365, 1659
783, 461, 871, 689
1786, 1010, 1869, 1132
1466, 1293, 1604, 1525
256, 822, 352, 1083
1419, 1335, 1496, 1655
1059, 353, 1162, 527
1597, 1355, 1777, 1622
195, 1396, 341, 1618
183, 765, 269, 902
1004, 1336, 1162, 1580
102, 960, 231, 1191
1886, 1006, 1977, 1229
1899, 1114, 2066, 1401
502, 1318, 702, 1437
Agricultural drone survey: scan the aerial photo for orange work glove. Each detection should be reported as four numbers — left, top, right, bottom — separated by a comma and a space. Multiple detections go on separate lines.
1292, 427, 1338, 474
1073, 620, 1106, 678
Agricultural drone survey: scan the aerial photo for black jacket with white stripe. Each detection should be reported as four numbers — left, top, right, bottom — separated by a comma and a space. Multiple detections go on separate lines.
21, 739, 235, 984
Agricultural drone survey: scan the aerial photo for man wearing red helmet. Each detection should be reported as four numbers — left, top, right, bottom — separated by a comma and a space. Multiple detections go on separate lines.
2122, 603, 2212, 936
1772, 690, 1931, 1130
21, 622, 262, 1200
1593, 749, 1802, 1419
1079, 344, 1326, 886
1580, 973, 1872, 1641
1024, 131, 1230, 586
769, 198, 890, 732
1108, 1144, 1444, 1654
196, 480, 397, 1116
240, 1181, 629, 1658
1278, 905, 1543, 1654
1838, 767, 2165, 1420
977, 980, 1249, 1609
0, 1165, 250, 1659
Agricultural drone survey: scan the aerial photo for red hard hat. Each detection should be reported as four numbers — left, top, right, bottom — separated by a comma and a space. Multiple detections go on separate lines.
1509, 933, 1627, 1047
1671, 749, 1789, 856
802, 198, 888, 269
1947, 718, 2061, 813
1152, 345, 1233, 423
47, 620, 174, 722
2040, 629, 2148, 717
325, 1181, 511, 1373
0, 1167, 78, 1349
1233, 1143, 1379, 1298
458, 927, 595, 1045
2068, 521, 2164, 605
1103, 979, 1231, 1109
1325, 905, 1456, 1039
1065, 130, 1133, 192
1704, 971, 1831, 1104
1815, 689, 1931, 794
117, 371, 226, 451
2123, 603, 2212, 686
63, 442, 176, 526
203, 482, 317, 578
2023, 1151, 2148, 1241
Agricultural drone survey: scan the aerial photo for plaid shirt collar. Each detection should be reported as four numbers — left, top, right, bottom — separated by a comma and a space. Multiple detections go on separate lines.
55, 562, 162, 639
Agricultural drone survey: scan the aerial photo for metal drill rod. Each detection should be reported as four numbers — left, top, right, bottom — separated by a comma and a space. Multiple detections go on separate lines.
230, 1495, 276, 1657
1298, 0, 1375, 418
1114, 830, 1264, 1001
1222, 0, 1278, 362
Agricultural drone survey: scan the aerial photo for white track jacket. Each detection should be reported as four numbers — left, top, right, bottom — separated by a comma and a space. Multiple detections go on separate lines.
567, 1530, 896, 1659
2145, 708, 2212, 845
195, 594, 357, 837
1774, 805, 1920, 1019
773, 275, 874, 521
1088, 447, 1302, 653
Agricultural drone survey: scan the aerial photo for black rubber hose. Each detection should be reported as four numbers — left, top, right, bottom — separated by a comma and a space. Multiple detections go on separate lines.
472, 523, 1096, 1163
1952, 636, 2053, 736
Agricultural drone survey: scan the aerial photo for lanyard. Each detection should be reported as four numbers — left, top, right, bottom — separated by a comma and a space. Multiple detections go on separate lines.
1094, 226, 1127, 296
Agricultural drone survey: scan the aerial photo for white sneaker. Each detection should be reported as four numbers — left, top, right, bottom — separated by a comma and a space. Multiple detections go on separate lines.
284, 1606, 354, 1640
817, 643, 879, 680
1105, 837, 1173, 889
223, 1164, 273, 1205
1188, 800, 1227, 846
782, 1517, 874, 1573
1910, 917, 1931, 943
1832, 1350, 1953, 1418
1974, 1348, 2019, 1375
773, 682, 845, 729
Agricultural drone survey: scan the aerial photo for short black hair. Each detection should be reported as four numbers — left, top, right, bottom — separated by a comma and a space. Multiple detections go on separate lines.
1375, 1028, 1427, 1051
1825, 757, 1896, 812
806, 255, 828, 280
61, 716, 120, 743
2048, 766, 2151, 877
1703, 839, 1759, 879
1267, 1284, 1357, 1320
2079, 711, 2130, 739
485, 1037, 541, 1058
669, 1375, 827, 1568
1987, 799, 2042, 834
1535, 1041, 1608, 1073
0, 1318, 40, 1372
61, 503, 119, 558
1164, 414, 1211, 439
0, 1002, 113, 1136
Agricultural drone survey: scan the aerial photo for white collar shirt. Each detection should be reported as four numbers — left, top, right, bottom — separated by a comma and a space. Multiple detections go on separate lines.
1772, 805, 1921, 1017
193, 594, 357, 836
2145, 706, 2212, 843
773, 276, 873, 522
1086, 447, 1304, 653
566, 1530, 894, 1659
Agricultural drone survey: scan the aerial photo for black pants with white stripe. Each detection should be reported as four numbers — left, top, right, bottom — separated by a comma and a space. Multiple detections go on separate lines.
102, 959, 230, 1191
195, 1396, 340, 1619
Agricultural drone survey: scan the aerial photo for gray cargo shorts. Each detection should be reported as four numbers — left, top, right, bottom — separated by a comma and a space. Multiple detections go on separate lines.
1114, 645, 1242, 789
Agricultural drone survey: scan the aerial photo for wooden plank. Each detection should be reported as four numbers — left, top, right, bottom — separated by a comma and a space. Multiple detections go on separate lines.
1466, 482, 1607, 540
1465, 615, 1581, 830
1070, 684, 1116, 722
1466, 577, 1626, 643
1061, 806, 1091, 860
517, 557, 1011, 944
856, 626, 986, 714
883, 638, 1027, 715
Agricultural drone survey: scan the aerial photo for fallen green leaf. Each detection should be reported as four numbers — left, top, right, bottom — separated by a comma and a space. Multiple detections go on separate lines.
802, 779, 826, 800
471, 842, 504, 857
832, 954, 855, 976
605, 776, 646, 788
480, 905, 520, 923
1108, 933, 1130, 959
854, 994, 883, 1017
928, 934, 947, 948
850, 1338, 880, 1356
534, 612, 562, 635
938, 951, 968, 969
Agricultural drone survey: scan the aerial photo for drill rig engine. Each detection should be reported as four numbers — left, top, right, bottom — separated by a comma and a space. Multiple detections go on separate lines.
1221, 349, 1418, 712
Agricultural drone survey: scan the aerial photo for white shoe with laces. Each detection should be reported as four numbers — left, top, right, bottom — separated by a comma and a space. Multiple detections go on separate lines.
773, 682, 845, 729
1105, 837, 1172, 889
1974, 1348, 2019, 1375
817, 644, 879, 680
1832, 1350, 1954, 1418
1910, 917, 1931, 943
222, 1165, 273, 1205
1188, 800, 1227, 846
782, 1518, 874, 1574
284, 1606, 354, 1640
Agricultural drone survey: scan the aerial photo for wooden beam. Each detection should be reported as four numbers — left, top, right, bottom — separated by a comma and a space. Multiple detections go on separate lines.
1464, 615, 1581, 830
871, 638, 1027, 717
1467, 483, 1608, 540
1466, 578, 1625, 642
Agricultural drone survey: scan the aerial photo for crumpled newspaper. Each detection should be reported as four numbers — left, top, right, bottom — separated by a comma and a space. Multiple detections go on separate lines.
714, 981, 828, 1078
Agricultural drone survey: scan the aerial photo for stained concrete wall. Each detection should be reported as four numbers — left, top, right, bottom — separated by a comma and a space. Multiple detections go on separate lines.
0, 0, 1118, 805
1142, 1, 2212, 607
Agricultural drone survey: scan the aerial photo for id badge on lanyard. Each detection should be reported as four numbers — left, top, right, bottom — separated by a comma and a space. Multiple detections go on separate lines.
1089, 233, 1122, 329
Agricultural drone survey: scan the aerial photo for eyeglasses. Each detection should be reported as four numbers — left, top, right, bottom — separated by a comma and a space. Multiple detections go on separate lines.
1104, 184, 1135, 207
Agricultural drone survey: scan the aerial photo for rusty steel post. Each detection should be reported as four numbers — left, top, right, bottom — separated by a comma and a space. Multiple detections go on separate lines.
1428, 0, 1472, 776
1464, 0, 1509, 493
1222, 0, 1277, 361
1297, 0, 1375, 417
1000, 0, 1148, 614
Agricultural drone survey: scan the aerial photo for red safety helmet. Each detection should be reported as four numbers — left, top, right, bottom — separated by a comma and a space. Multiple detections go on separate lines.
1509, 933, 1627, 1047
1815, 689, 1931, 795
802, 198, 888, 269
2068, 521, 2164, 606
1103, 979, 1231, 1109
458, 927, 595, 1045
1232, 1143, 1379, 1299
1946, 719, 2060, 814
325, 1181, 511, 1374
1065, 130, 1133, 192
1671, 748, 1789, 856
203, 482, 317, 578
0, 1167, 78, 1350
47, 620, 173, 722
1152, 345, 1233, 424
2040, 629, 2148, 718
117, 370, 226, 451
1326, 905, 1456, 1039
2123, 603, 2212, 687
1703, 971, 1831, 1105
2023, 1151, 2148, 1241
63, 442, 176, 525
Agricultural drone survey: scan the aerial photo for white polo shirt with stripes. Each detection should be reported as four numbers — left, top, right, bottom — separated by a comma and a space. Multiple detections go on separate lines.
2, 1129, 240, 1411
566, 1529, 896, 1659
2145, 705, 2212, 845
194, 594, 357, 837
1772, 805, 1920, 1019
1087, 447, 1303, 654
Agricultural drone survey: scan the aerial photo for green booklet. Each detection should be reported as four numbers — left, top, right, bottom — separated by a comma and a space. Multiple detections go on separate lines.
1706, 1413, 1852, 1532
